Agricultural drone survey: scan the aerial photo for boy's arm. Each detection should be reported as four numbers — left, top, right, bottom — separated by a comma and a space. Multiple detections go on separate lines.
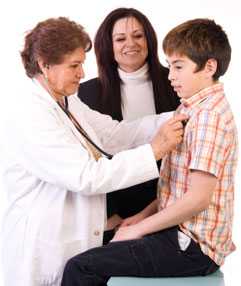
112, 170, 217, 241
120, 199, 158, 227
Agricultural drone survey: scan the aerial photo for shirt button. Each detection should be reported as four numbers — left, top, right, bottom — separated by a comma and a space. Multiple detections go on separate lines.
94, 230, 100, 236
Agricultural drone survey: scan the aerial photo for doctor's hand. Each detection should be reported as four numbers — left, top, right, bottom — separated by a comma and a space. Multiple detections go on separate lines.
151, 113, 188, 161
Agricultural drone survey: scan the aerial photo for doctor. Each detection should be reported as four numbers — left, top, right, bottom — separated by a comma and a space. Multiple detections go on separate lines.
0, 17, 185, 286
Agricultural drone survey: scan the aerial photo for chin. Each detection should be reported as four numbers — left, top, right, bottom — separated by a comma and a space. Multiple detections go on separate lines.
68, 87, 78, 95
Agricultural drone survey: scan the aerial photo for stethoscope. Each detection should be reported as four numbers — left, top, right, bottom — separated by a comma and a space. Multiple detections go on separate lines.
57, 97, 113, 160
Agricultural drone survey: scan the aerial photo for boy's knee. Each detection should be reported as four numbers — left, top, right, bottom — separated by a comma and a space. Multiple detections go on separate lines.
64, 254, 89, 274
62, 255, 91, 286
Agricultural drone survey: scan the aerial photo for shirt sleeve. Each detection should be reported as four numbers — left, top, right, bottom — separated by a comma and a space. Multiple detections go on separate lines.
77, 98, 173, 154
188, 109, 228, 177
10, 100, 159, 195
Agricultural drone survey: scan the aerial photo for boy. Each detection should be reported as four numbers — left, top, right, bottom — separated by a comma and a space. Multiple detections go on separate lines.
61, 19, 238, 286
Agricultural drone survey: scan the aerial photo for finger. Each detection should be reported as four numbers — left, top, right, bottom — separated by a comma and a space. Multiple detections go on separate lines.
120, 221, 128, 227
175, 129, 184, 136
121, 219, 132, 226
172, 113, 189, 123
171, 131, 184, 140
169, 121, 183, 130
166, 117, 185, 126
177, 135, 183, 144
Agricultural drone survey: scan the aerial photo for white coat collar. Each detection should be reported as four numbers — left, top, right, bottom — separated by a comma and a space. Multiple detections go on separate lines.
31, 79, 103, 159
31, 78, 60, 108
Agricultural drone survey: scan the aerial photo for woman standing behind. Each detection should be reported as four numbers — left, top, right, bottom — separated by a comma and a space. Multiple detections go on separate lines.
78, 8, 180, 223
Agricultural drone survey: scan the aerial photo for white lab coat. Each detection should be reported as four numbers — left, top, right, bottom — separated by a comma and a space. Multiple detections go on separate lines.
0, 80, 171, 286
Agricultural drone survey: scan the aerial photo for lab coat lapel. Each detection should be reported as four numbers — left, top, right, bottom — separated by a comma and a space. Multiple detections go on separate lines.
54, 105, 95, 155
32, 80, 94, 154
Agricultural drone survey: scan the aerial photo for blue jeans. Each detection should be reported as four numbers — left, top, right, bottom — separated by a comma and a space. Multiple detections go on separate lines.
61, 226, 219, 286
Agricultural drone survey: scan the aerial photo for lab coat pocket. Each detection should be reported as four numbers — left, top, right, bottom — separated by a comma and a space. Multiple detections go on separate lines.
33, 239, 82, 285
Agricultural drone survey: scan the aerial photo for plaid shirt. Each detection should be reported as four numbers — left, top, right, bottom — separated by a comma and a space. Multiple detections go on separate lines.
158, 83, 238, 265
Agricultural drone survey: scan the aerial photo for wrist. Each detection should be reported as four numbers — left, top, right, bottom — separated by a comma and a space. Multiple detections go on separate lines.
141, 207, 153, 219
151, 142, 166, 161
135, 219, 150, 237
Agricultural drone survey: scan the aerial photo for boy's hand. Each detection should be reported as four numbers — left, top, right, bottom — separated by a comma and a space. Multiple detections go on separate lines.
111, 225, 143, 242
151, 114, 188, 160
120, 212, 146, 227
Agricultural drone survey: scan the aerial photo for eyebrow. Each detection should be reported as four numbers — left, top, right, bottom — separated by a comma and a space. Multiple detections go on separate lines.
68, 60, 84, 65
112, 29, 144, 37
166, 59, 185, 65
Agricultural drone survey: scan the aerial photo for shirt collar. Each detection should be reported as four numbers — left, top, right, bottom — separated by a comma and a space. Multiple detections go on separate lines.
180, 83, 224, 108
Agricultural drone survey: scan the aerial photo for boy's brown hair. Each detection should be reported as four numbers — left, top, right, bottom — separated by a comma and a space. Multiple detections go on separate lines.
163, 19, 231, 80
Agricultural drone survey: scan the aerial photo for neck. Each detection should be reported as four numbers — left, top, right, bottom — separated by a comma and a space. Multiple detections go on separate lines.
118, 63, 149, 84
119, 62, 146, 73
35, 74, 65, 106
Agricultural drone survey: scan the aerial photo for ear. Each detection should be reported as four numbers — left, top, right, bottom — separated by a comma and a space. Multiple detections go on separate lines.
37, 58, 49, 75
205, 58, 217, 78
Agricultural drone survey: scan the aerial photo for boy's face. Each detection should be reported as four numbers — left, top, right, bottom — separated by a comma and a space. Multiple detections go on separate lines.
166, 54, 213, 99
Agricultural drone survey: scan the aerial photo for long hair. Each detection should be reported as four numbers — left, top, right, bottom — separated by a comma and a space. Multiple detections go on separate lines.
94, 8, 179, 120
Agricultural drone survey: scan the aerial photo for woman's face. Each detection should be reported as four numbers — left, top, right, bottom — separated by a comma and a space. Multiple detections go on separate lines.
112, 17, 148, 73
45, 47, 85, 100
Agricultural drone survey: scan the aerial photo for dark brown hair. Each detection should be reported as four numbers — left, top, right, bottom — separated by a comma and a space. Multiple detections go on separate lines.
163, 18, 231, 80
93, 8, 179, 119
21, 17, 92, 78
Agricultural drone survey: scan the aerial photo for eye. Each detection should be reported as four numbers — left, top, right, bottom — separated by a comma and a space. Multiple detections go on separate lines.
175, 65, 182, 70
134, 33, 144, 39
70, 64, 79, 69
114, 37, 125, 42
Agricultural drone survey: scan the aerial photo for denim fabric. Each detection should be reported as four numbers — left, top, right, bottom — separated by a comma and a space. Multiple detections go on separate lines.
61, 227, 219, 286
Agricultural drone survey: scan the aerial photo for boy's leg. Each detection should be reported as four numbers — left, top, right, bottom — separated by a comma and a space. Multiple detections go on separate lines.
61, 227, 218, 286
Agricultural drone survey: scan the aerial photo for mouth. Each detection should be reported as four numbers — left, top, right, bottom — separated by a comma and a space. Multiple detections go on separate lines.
172, 85, 182, 93
123, 50, 139, 55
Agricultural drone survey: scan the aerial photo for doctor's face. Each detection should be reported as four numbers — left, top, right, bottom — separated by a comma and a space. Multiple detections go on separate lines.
45, 47, 85, 100
112, 17, 148, 73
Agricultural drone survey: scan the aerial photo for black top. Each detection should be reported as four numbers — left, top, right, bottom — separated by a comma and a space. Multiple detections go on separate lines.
77, 69, 180, 219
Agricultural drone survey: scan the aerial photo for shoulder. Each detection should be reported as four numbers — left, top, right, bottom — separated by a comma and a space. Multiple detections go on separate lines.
78, 78, 101, 98
77, 77, 102, 109
80, 77, 100, 88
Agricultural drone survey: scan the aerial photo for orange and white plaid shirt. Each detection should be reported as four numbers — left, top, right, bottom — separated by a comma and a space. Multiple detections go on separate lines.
158, 83, 238, 265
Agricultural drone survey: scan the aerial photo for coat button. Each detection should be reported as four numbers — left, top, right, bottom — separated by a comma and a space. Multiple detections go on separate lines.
94, 230, 100, 236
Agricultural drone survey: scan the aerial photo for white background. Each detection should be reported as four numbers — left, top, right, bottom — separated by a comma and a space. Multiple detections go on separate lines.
0, 0, 241, 285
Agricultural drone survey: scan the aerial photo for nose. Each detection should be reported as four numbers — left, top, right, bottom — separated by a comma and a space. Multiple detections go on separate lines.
168, 67, 175, 82
78, 65, 85, 79
126, 35, 135, 47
